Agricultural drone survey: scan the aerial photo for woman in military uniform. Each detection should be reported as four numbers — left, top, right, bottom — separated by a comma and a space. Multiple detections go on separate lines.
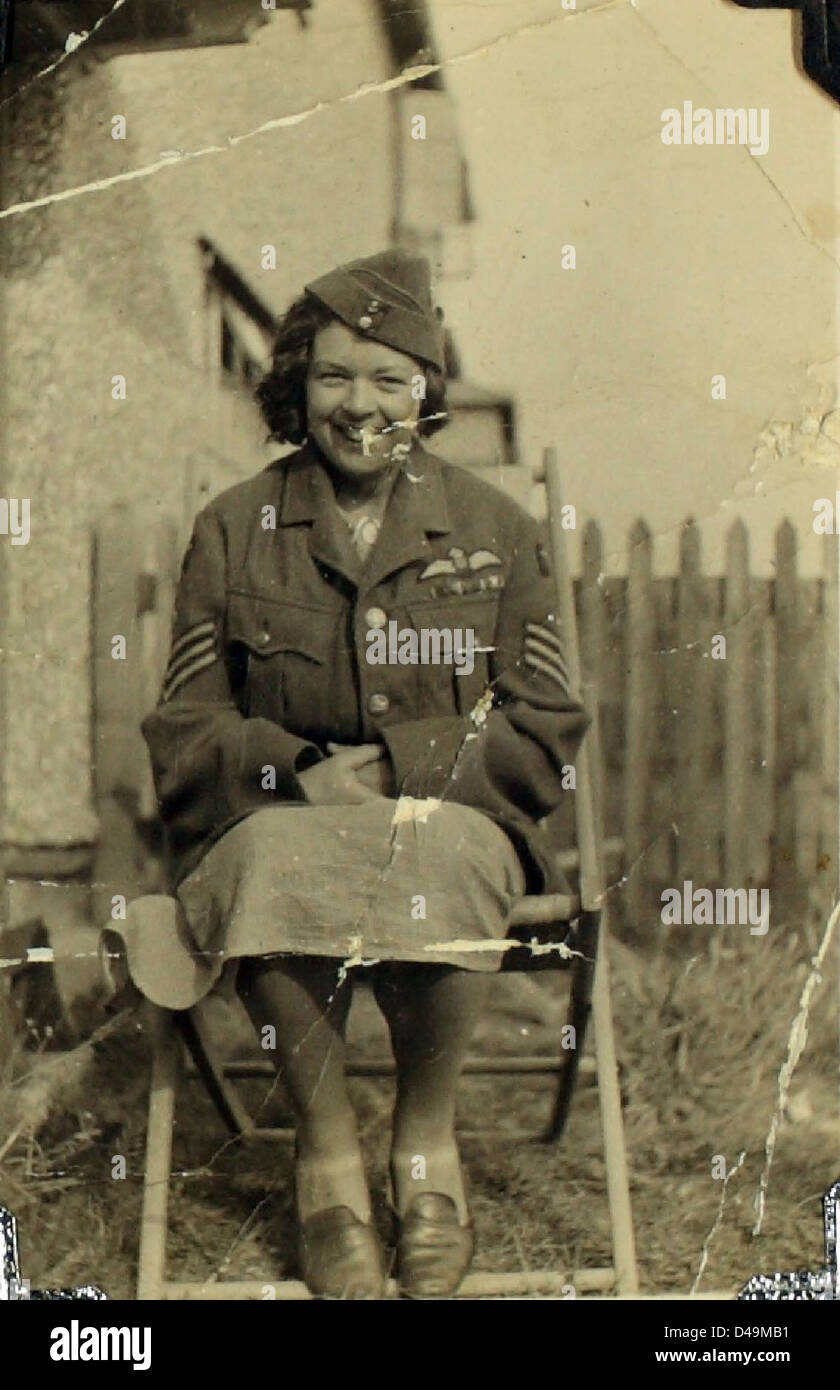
131, 251, 587, 1299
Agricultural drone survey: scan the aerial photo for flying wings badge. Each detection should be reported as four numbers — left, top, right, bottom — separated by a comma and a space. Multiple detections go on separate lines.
419, 548, 502, 581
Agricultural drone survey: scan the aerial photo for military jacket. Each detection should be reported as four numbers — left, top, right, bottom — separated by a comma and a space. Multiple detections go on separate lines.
142, 442, 589, 894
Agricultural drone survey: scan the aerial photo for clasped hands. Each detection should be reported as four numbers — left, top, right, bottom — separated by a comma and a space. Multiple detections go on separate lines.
297, 741, 397, 805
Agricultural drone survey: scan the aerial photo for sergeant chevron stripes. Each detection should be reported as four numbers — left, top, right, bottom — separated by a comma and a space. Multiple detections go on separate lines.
162, 620, 217, 701
523, 622, 571, 692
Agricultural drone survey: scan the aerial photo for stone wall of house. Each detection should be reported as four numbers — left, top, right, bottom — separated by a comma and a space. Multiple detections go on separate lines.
1, 2, 397, 855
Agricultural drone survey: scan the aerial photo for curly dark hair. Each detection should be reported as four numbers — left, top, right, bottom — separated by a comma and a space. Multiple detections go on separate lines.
255, 293, 448, 445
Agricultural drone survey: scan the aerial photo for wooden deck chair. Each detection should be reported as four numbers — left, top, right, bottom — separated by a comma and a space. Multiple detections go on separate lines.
124, 447, 638, 1300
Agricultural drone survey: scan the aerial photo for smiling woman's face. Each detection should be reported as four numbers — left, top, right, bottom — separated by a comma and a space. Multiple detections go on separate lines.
305, 320, 423, 485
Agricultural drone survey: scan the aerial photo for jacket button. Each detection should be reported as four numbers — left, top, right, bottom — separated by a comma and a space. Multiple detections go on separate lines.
258, 628, 271, 645
368, 692, 390, 715
365, 606, 387, 629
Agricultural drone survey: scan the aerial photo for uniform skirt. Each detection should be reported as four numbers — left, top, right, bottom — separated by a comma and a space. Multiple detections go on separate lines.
106, 797, 528, 1010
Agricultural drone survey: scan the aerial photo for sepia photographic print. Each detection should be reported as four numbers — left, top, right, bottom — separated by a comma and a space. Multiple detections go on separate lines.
1, 0, 839, 1347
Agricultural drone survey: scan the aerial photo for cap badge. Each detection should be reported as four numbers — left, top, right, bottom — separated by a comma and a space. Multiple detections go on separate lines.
358, 299, 382, 331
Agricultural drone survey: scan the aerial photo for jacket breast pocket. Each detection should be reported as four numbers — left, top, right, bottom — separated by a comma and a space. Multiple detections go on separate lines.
407, 595, 498, 719
225, 591, 335, 731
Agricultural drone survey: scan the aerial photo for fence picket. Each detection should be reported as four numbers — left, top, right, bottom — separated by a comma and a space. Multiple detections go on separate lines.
820, 532, 839, 898
623, 520, 654, 935
579, 519, 605, 691
138, 517, 179, 822
773, 521, 799, 907
92, 505, 150, 918
675, 521, 714, 886
724, 520, 750, 886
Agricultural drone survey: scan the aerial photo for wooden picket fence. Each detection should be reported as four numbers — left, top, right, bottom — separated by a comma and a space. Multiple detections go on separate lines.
568, 517, 838, 938
90, 507, 838, 936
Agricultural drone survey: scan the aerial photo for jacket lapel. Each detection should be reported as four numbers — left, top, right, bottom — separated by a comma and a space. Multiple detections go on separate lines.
361, 446, 451, 591
278, 443, 452, 592
279, 447, 364, 586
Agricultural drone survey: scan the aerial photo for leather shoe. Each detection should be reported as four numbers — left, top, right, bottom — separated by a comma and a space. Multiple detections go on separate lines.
396, 1194, 475, 1298
298, 1206, 386, 1299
